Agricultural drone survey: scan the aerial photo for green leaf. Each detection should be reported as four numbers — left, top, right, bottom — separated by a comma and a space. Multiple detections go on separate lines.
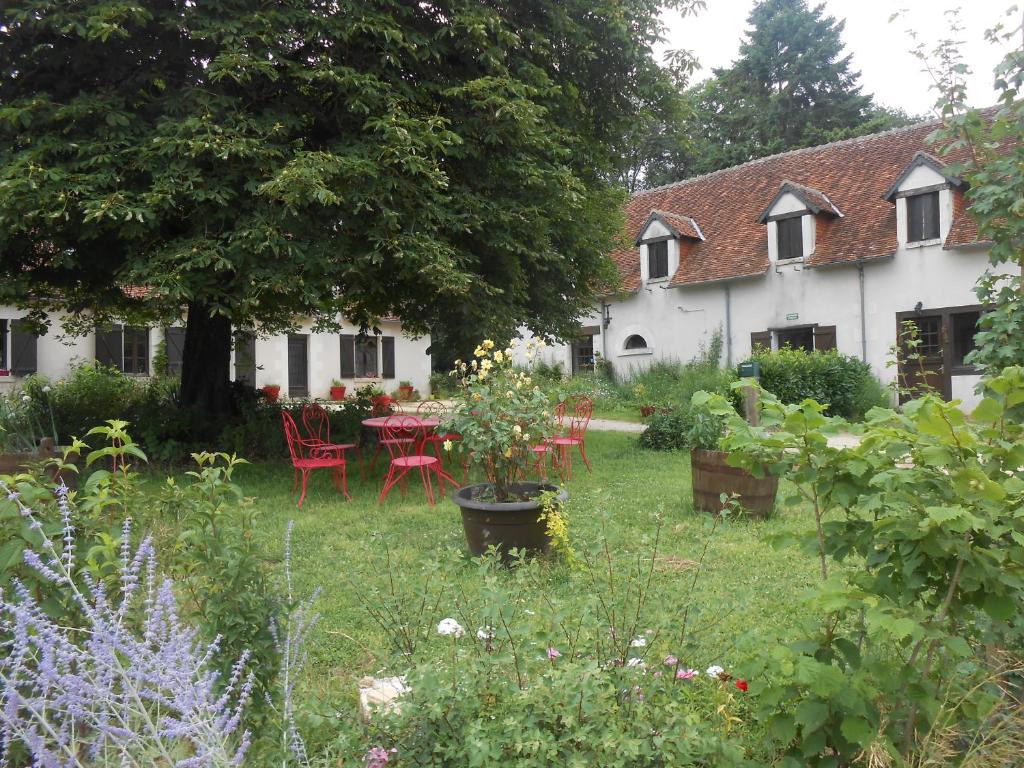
794, 699, 830, 734
983, 593, 1015, 621
840, 716, 874, 747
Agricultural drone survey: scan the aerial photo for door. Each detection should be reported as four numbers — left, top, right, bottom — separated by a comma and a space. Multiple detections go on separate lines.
896, 314, 949, 402
287, 334, 309, 397
570, 334, 595, 375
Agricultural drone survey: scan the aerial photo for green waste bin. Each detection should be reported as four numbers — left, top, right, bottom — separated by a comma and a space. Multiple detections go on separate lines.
738, 360, 761, 379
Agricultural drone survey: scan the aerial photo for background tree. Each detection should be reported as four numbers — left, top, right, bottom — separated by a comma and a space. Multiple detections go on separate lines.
0, 0, 681, 415
641, 0, 919, 183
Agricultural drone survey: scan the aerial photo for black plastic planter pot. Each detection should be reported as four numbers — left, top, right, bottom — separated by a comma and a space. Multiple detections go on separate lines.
452, 482, 568, 559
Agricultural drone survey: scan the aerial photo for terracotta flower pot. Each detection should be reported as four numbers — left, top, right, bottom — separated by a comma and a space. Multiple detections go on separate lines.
398, 385, 415, 401
371, 395, 394, 416
452, 482, 568, 560
690, 448, 778, 520
330, 386, 347, 401
263, 385, 281, 403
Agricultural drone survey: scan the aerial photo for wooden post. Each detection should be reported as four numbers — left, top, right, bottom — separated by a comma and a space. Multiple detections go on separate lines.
742, 385, 760, 427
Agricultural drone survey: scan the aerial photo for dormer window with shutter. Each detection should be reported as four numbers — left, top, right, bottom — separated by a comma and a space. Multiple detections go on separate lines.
757, 181, 842, 263
883, 152, 963, 248
635, 210, 704, 284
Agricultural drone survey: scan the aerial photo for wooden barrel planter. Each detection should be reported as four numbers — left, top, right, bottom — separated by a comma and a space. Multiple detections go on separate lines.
690, 448, 778, 519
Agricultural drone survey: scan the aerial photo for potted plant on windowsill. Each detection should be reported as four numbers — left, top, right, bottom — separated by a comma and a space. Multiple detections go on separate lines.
330, 379, 347, 401
262, 384, 281, 403
446, 339, 565, 559
686, 396, 778, 519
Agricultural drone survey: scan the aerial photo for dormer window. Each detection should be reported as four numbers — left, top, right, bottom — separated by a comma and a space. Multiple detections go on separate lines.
883, 152, 964, 248
906, 191, 940, 243
776, 216, 804, 261
635, 210, 704, 284
648, 241, 669, 279
757, 181, 841, 263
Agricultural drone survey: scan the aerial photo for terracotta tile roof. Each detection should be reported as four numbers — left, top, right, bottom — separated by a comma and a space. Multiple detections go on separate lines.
944, 188, 984, 248
655, 210, 704, 241
610, 118, 985, 292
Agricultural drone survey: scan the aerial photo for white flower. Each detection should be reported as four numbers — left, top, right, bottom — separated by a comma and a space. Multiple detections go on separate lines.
512, 425, 522, 434
21, 395, 30, 403
706, 665, 725, 679
443, 440, 453, 452
626, 657, 645, 668
476, 626, 495, 641
630, 637, 647, 648
41, 385, 51, 393
437, 618, 464, 638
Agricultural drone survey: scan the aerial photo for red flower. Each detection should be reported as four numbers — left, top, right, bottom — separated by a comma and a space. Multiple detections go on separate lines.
735, 679, 748, 692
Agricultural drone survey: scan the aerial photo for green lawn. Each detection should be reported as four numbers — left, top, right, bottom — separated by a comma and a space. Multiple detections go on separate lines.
226, 430, 823, 703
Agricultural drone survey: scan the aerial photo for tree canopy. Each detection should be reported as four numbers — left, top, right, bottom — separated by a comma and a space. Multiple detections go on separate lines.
638, 0, 918, 187
0, 0, 678, 411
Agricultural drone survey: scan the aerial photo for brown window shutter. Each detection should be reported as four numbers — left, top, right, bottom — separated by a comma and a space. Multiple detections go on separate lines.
234, 331, 256, 385
0, 319, 8, 370
813, 325, 837, 351
340, 334, 355, 378
381, 336, 396, 379
10, 321, 38, 375
96, 325, 123, 369
165, 327, 186, 376
750, 331, 771, 352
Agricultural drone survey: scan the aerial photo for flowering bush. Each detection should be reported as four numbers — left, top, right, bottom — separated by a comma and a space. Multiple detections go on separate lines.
0, 483, 254, 767
446, 339, 555, 501
0, 384, 57, 453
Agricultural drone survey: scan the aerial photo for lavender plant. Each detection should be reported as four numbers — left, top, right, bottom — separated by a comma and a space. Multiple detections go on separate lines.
0, 479, 254, 767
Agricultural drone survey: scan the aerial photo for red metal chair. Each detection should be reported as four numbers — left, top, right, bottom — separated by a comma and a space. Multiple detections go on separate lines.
302, 403, 362, 476
417, 400, 466, 479
530, 401, 566, 481
551, 396, 593, 481
282, 411, 351, 508
377, 415, 457, 506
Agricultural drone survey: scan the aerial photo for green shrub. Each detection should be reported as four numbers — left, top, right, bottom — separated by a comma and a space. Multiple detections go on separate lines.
749, 347, 885, 420
532, 358, 565, 384
638, 411, 689, 451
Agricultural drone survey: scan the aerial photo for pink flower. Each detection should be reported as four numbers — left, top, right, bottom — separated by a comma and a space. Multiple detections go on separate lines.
365, 746, 396, 768
663, 655, 678, 666
676, 668, 698, 680
652, 671, 663, 678
547, 647, 561, 659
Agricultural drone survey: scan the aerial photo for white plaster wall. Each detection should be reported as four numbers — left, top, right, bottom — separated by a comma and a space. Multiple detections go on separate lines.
951, 375, 983, 411
0, 307, 430, 401
522, 238, 1009, 408
246, 317, 431, 399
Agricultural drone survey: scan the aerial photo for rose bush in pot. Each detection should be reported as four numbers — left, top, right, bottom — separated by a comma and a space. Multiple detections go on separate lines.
445, 339, 565, 558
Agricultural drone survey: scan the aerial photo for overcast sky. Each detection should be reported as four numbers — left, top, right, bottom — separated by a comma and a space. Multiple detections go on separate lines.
656, 1, 1019, 116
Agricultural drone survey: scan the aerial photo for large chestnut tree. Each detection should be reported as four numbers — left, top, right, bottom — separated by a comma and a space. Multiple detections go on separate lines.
0, 0, 680, 414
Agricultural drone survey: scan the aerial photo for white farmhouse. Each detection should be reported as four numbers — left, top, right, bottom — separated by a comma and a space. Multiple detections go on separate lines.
0, 312, 431, 400
520, 118, 1015, 410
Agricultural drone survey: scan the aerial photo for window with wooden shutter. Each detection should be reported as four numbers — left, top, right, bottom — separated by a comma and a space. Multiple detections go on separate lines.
777, 217, 804, 260
96, 325, 124, 370
0, 320, 7, 371
813, 325, 837, 351
647, 240, 669, 279
340, 334, 355, 378
165, 327, 186, 376
234, 332, 256, 386
10, 321, 37, 375
123, 327, 149, 375
750, 331, 771, 351
354, 336, 378, 377
907, 191, 940, 242
287, 334, 309, 397
381, 336, 396, 379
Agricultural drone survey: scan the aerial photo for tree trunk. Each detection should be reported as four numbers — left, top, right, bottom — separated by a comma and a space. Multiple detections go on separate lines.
179, 303, 235, 418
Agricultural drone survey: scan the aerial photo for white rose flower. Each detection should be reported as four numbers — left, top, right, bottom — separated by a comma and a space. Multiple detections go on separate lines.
21, 395, 30, 403
437, 618, 464, 638
706, 665, 725, 679
476, 626, 495, 641
42, 385, 51, 393
630, 637, 647, 648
